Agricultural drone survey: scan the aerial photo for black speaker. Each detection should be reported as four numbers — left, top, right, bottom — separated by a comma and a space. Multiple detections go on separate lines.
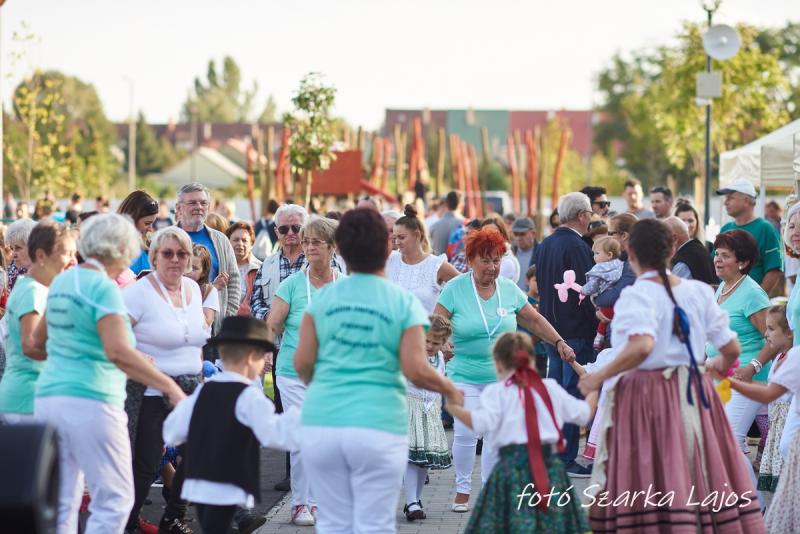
0, 423, 59, 534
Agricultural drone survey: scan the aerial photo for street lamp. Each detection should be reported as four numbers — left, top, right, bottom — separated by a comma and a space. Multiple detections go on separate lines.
700, 0, 722, 227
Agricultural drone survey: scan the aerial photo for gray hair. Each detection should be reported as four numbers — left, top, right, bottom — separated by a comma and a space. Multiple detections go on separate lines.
300, 216, 339, 245
177, 182, 210, 202
663, 216, 690, 240
6, 218, 36, 246
558, 192, 591, 223
381, 210, 402, 222
78, 213, 141, 266
149, 226, 194, 274
274, 204, 309, 226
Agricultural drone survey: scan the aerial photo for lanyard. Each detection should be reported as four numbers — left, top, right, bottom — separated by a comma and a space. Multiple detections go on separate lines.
153, 272, 190, 343
305, 265, 338, 305
471, 272, 505, 340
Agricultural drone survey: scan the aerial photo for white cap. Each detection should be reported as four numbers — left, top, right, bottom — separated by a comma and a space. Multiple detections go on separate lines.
716, 178, 757, 199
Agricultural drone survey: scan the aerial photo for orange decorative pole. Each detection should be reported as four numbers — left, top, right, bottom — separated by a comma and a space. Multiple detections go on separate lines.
468, 143, 482, 218
551, 128, 570, 212
507, 135, 520, 214
382, 140, 392, 194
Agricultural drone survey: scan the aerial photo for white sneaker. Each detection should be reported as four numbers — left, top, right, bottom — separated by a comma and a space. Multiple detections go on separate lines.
452, 502, 469, 513
291, 505, 315, 526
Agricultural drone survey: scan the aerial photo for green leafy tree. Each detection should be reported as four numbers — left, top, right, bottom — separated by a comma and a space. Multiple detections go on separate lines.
756, 22, 800, 118
128, 112, 166, 175
284, 72, 337, 208
182, 56, 258, 122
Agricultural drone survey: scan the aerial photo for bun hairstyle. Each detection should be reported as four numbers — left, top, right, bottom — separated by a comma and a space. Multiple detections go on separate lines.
395, 204, 431, 253
493, 332, 535, 373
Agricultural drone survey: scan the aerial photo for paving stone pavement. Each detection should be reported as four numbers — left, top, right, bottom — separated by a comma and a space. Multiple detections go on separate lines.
256, 430, 593, 534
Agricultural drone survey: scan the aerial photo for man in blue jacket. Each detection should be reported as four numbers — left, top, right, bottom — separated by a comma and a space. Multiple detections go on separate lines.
534, 191, 597, 476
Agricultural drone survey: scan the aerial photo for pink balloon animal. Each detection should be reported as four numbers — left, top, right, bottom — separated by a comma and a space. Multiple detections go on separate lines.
554, 270, 585, 304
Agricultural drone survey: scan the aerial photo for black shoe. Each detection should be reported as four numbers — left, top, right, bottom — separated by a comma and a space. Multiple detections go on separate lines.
565, 461, 592, 478
476, 438, 483, 456
273, 475, 291, 491
425, 474, 429, 485
237, 512, 266, 534
158, 516, 193, 534
403, 501, 426, 521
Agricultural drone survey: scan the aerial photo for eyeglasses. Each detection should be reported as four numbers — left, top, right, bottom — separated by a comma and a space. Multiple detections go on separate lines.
159, 249, 190, 260
182, 200, 209, 208
301, 238, 327, 247
278, 224, 302, 235
592, 201, 611, 208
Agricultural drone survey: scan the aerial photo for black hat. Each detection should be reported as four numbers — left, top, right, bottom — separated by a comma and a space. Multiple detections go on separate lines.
206, 316, 277, 353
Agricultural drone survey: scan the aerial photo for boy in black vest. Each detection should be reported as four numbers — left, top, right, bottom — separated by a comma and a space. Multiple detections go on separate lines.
163, 316, 299, 533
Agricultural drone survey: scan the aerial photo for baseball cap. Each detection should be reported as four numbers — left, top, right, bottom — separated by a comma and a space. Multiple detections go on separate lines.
511, 217, 536, 233
716, 178, 757, 199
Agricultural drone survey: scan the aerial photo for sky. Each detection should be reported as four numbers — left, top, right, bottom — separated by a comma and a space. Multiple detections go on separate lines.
2, 0, 796, 130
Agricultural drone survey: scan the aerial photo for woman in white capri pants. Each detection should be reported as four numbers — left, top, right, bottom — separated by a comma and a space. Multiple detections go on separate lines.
294, 207, 462, 534
32, 214, 186, 534
267, 216, 344, 527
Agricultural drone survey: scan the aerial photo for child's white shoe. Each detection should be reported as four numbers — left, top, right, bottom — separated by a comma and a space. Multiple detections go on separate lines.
291, 505, 315, 526
451, 502, 469, 513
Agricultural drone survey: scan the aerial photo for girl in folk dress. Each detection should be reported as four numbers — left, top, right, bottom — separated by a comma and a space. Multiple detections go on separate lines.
756, 305, 793, 492
446, 332, 596, 534
403, 315, 453, 522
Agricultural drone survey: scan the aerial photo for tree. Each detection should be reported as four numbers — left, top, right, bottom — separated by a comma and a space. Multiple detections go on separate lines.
127, 112, 165, 176
756, 22, 800, 118
283, 72, 337, 208
182, 56, 258, 122
258, 94, 279, 123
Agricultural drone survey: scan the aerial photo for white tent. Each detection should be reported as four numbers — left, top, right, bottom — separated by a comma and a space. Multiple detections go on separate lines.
719, 119, 800, 190
160, 147, 246, 189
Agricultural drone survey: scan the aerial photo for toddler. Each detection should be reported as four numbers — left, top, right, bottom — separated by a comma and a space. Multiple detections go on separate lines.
446, 332, 596, 533
581, 237, 624, 350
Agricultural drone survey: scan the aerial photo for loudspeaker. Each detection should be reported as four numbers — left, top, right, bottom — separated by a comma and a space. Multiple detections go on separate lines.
0, 423, 59, 534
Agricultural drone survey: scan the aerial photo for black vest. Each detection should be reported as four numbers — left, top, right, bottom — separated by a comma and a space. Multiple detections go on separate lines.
184, 381, 261, 499
672, 239, 718, 285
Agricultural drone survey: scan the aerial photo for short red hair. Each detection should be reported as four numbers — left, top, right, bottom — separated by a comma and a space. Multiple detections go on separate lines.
465, 228, 507, 261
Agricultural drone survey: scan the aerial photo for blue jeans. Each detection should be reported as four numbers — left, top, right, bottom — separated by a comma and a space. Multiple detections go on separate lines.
545, 337, 594, 465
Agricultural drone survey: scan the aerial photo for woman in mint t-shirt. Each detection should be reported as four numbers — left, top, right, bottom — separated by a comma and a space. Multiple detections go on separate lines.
32, 214, 186, 534
294, 208, 461, 534
710, 230, 779, 455
433, 227, 576, 512
266, 216, 343, 527
0, 221, 76, 421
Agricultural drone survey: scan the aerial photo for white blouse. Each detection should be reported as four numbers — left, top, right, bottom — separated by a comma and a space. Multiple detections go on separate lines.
770, 347, 800, 410
124, 276, 208, 396
610, 277, 736, 370
386, 251, 446, 314
471, 378, 591, 449
407, 351, 446, 403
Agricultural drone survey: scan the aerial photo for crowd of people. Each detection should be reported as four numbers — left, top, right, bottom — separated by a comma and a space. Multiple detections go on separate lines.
0, 175, 799, 533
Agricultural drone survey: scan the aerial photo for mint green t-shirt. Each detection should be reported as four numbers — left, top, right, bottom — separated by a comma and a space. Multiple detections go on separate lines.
0, 277, 48, 414
719, 218, 783, 285
301, 273, 429, 435
707, 275, 771, 382
35, 267, 135, 409
274, 270, 343, 379
437, 273, 529, 384
789, 281, 800, 346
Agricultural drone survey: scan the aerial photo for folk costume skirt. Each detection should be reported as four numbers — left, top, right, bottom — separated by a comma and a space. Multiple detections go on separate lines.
407, 394, 451, 469
588, 367, 765, 534
757, 399, 790, 492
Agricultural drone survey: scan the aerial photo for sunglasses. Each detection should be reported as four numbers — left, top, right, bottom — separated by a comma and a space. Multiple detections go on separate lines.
160, 249, 190, 260
278, 224, 302, 235
592, 201, 611, 208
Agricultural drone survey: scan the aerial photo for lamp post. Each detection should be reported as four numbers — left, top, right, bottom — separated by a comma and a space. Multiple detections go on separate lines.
701, 0, 721, 226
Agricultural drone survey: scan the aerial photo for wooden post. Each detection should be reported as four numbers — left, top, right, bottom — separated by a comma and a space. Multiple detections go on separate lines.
468, 143, 482, 218
356, 126, 364, 152
408, 119, 419, 192
245, 145, 257, 222
265, 126, 275, 203
524, 130, 535, 217
382, 140, 392, 194
551, 128, 570, 214
275, 127, 290, 201
460, 140, 474, 218
393, 124, 404, 197
694, 175, 705, 228
304, 169, 313, 211
371, 136, 383, 186
479, 127, 490, 215
436, 127, 446, 197
508, 135, 520, 214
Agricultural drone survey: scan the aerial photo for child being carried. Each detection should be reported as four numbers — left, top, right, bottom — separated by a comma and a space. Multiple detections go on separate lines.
581, 236, 624, 351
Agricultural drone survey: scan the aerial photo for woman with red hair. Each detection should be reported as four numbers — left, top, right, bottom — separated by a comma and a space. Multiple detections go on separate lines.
434, 227, 575, 512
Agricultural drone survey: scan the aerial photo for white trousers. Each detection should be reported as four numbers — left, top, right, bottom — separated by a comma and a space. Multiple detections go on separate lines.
724, 389, 765, 453
35, 396, 134, 534
452, 382, 497, 494
276, 375, 315, 507
300, 426, 407, 534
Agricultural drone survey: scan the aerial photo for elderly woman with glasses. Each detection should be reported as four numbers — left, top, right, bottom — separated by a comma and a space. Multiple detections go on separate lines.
121, 226, 210, 534
266, 216, 343, 526
32, 214, 186, 534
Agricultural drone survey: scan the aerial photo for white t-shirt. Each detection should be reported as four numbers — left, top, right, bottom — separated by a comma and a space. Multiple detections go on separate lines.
500, 251, 520, 283
203, 286, 220, 313
124, 276, 207, 396
611, 278, 736, 369
471, 377, 591, 449
770, 347, 800, 410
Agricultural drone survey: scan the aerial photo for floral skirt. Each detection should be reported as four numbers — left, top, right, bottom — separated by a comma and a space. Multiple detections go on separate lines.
464, 444, 590, 534
407, 394, 451, 469
765, 429, 800, 533
758, 400, 790, 492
